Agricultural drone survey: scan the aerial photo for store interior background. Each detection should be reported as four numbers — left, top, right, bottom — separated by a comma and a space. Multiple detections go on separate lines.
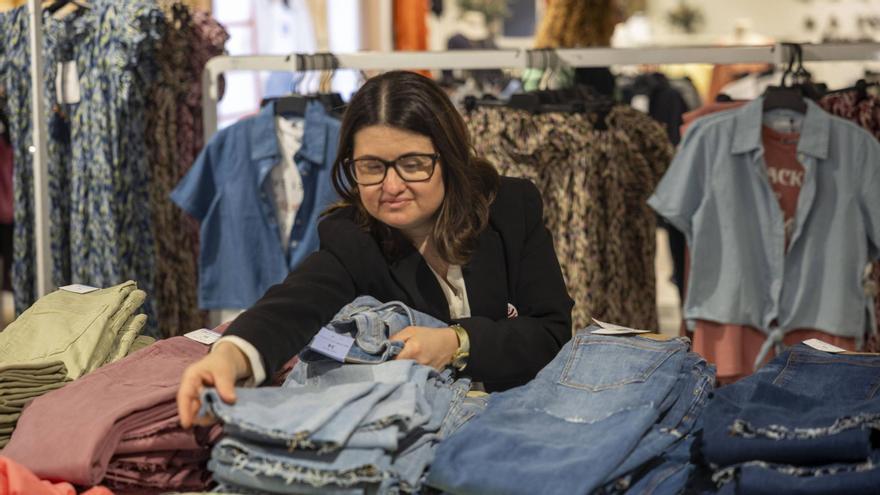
1, 0, 879, 333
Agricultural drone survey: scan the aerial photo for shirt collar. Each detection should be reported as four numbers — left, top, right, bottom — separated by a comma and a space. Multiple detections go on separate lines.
249, 100, 332, 165
249, 101, 280, 162
731, 96, 830, 160
297, 101, 330, 166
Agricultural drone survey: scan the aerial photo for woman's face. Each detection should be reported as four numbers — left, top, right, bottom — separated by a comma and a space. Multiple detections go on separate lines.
352, 125, 445, 238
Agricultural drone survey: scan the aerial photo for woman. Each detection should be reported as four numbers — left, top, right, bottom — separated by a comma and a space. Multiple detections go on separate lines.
177, 71, 573, 427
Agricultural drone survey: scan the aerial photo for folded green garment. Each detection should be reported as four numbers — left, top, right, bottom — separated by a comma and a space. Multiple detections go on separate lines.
0, 362, 67, 375
0, 380, 68, 407
102, 313, 148, 366
0, 281, 147, 379
127, 334, 156, 355
0, 414, 21, 426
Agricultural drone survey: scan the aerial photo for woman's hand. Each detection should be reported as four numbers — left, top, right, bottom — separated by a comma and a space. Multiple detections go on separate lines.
390, 326, 459, 370
176, 341, 253, 428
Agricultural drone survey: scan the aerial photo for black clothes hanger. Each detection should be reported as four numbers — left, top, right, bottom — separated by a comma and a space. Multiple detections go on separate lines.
763, 43, 808, 114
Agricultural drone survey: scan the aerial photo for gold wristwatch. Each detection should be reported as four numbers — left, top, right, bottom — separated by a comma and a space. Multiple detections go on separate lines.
450, 324, 470, 371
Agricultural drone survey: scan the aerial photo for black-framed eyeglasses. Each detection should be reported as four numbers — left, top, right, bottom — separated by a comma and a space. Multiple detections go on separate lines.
345, 153, 440, 186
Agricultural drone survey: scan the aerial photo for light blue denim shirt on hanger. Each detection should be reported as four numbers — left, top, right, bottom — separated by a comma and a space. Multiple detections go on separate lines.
649, 97, 880, 359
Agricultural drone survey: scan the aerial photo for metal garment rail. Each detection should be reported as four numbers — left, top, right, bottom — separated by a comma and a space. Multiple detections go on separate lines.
201, 42, 880, 140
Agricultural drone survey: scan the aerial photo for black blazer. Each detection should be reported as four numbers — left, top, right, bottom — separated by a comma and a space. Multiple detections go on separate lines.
226, 176, 574, 391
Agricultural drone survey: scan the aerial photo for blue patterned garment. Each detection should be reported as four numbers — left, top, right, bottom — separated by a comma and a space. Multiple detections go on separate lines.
0, 7, 72, 315
0, 3, 165, 336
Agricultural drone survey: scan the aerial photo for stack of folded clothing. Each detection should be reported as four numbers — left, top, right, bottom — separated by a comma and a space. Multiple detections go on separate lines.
0, 281, 148, 447
0, 363, 70, 448
200, 296, 474, 494
700, 343, 880, 495
2, 337, 218, 494
427, 327, 715, 495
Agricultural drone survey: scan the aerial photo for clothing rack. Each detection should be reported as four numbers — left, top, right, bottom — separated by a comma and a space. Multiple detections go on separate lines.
21, 36, 880, 301
201, 42, 880, 140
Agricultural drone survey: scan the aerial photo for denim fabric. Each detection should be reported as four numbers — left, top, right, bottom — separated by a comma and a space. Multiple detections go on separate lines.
299, 296, 448, 364
622, 435, 696, 495
714, 451, 880, 495
206, 300, 465, 493
346, 424, 400, 451
702, 344, 880, 468
209, 437, 390, 492
438, 380, 484, 439
307, 383, 399, 452
649, 97, 880, 344
392, 433, 439, 492
608, 354, 714, 480
171, 100, 340, 309
200, 382, 376, 450
427, 331, 689, 495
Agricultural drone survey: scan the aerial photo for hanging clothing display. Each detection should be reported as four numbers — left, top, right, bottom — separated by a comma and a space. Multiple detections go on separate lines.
0, 130, 11, 225
820, 88, 880, 352
465, 105, 672, 331
650, 98, 880, 373
147, 4, 228, 337
0, 6, 73, 322
0, 2, 228, 337
171, 101, 340, 310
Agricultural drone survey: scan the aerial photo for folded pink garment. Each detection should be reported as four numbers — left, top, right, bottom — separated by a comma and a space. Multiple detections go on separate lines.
0, 456, 113, 495
103, 463, 208, 490
2, 338, 209, 485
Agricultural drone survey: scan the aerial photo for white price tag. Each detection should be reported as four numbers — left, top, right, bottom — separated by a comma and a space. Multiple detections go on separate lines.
802, 338, 846, 354
590, 318, 651, 335
55, 61, 81, 104
184, 328, 222, 345
59, 284, 100, 294
309, 328, 354, 362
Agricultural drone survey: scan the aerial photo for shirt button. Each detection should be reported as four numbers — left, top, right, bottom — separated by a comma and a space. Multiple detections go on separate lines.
295, 219, 302, 226
798, 153, 805, 161
291, 241, 299, 248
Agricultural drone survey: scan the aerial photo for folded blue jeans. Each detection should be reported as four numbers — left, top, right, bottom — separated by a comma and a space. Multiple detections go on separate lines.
608, 354, 715, 481
201, 382, 377, 450
299, 295, 447, 364
209, 436, 390, 492
427, 331, 690, 495
702, 344, 880, 468
714, 450, 880, 495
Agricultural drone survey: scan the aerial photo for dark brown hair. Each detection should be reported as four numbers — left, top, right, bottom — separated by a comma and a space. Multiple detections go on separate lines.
330, 70, 499, 265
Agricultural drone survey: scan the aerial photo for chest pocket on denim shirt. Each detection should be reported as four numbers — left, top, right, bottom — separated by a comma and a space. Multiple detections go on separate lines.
559, 336, 678, 392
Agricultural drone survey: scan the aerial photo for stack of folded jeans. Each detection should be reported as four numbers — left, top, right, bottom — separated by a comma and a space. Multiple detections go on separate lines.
200, 296, 474, 494
427, 329, 715, 495
2, 337, 218, 494
700, 343, 880, 495
0, 281, 149, 447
